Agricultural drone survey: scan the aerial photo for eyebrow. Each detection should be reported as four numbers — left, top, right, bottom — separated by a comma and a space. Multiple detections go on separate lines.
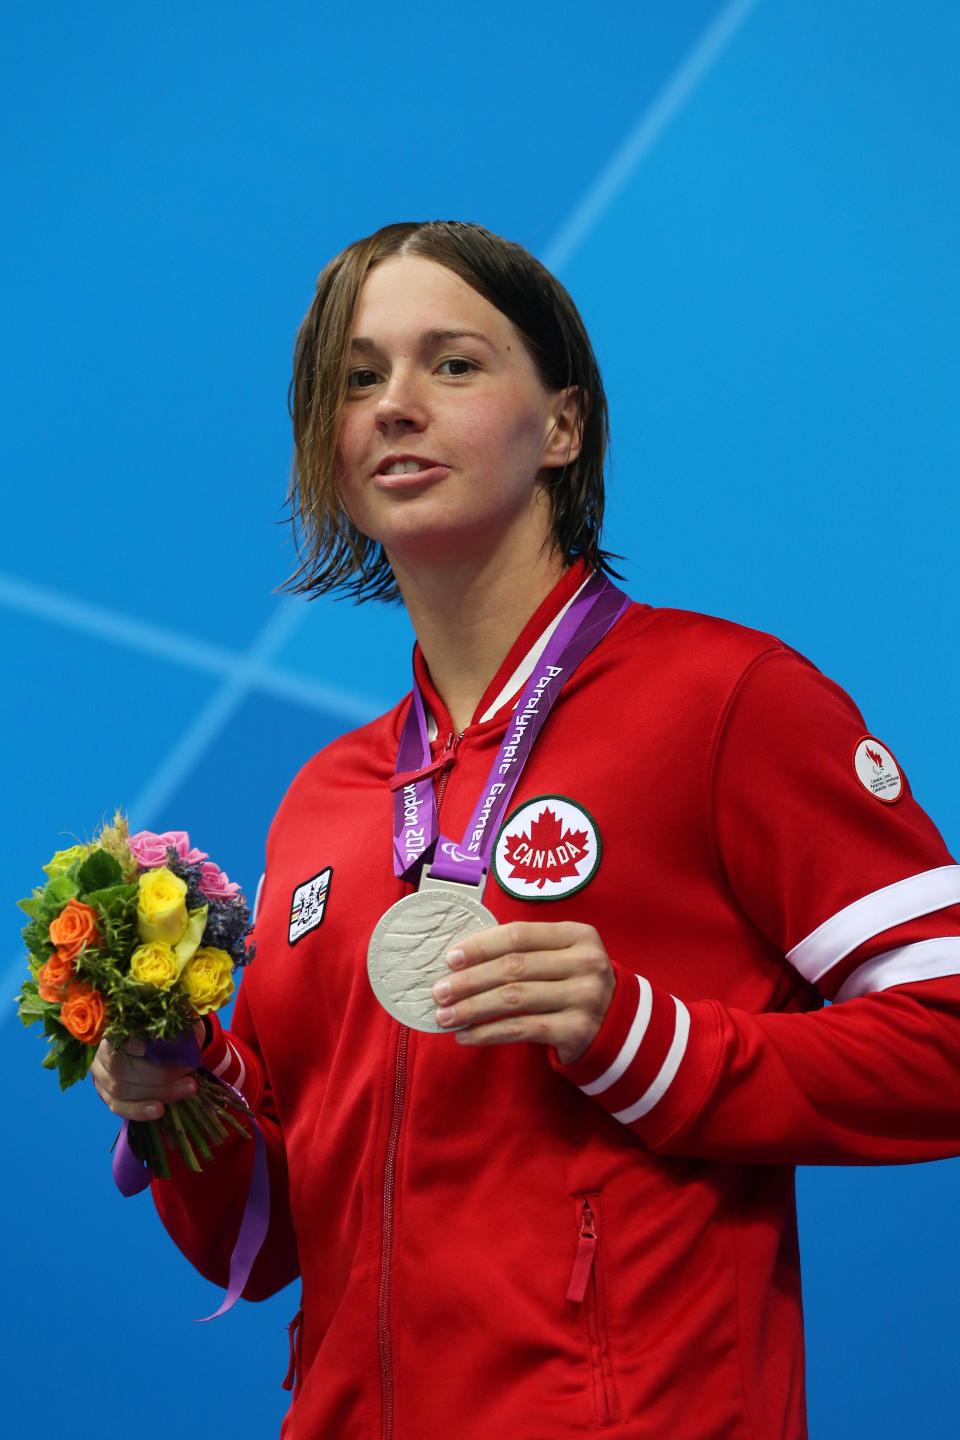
348, 328, 496, 355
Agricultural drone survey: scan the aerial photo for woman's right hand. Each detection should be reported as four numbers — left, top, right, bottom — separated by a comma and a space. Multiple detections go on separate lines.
91, 1035, 199, 1121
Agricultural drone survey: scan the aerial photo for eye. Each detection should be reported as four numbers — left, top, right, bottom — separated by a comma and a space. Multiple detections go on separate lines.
436, 357, 477, 378
346, 367, 381, 389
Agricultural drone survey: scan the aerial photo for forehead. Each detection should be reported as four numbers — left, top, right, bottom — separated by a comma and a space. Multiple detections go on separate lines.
350, 255, 518, 348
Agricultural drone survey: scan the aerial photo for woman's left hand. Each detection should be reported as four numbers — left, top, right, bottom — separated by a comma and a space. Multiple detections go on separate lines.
431, 920, 616, 1066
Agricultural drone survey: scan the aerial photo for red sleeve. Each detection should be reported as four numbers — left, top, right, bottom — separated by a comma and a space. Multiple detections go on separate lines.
150, 979, 300, 1301
554, 649, 960, 1164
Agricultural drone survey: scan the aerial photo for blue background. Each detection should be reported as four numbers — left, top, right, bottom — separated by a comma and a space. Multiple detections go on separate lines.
3, 1, 958, 1433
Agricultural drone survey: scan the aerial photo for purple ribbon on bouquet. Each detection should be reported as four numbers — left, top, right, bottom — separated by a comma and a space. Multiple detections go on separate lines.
112, 1032, 270, 1322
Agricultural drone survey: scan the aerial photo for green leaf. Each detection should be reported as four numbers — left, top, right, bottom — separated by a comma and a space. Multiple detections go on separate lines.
42, 1009, 68, 1041
21, 917, 51, 955
45, 874, 80, 907
83, 882, 138, 911
58, 1038, 95, 1089
17, 985, 46, 1027
77, 850, 123, 894
17, 894, 46, 919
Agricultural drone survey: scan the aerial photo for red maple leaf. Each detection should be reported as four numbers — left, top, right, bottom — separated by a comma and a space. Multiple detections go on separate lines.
503, 807, 589, 890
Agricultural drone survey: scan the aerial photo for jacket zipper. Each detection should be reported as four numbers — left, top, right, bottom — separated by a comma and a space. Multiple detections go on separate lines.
566, 1196, 597, 1303
568, 1195, 619, 1426
433, 730, 463, 814
378, 730, 462, 1440
378, 1025, 408, 1440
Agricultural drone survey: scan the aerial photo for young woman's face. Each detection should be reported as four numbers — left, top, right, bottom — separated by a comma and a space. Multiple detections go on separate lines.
335, 256, 578, 570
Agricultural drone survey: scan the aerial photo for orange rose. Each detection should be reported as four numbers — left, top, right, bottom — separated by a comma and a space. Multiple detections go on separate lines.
37, 952, 76, 1002
59, 981, 106, 1045
48, 899, 101, 962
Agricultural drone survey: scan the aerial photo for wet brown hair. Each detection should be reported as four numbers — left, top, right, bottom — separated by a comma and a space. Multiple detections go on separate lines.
285, 220, 617, 602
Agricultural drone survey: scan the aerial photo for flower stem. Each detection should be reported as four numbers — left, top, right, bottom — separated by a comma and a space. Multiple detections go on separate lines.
186, 1095, 228, 1145
200, 1073, 253, 1119
144, 1118, 170, 1179
167, 1102, 201, 1172
177, 1098, 213, 1162
219, 1107, 253, 1138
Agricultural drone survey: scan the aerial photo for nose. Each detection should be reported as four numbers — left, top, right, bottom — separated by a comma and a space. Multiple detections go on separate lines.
375, 367, 427, 433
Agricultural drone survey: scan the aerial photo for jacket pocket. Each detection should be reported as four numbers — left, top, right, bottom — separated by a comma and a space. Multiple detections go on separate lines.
567, 1193, 621, 1427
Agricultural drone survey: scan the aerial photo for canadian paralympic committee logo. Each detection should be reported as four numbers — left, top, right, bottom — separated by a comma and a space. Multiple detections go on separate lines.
288, 866, 333, 943
852, 737, 903, 804
493, 796, 600, 901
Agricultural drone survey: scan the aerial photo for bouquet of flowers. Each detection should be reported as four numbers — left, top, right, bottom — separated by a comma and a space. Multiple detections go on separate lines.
17, 812, 254, 1179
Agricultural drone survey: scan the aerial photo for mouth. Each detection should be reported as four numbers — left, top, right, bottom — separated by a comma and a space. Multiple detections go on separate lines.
374, 455, 449, 487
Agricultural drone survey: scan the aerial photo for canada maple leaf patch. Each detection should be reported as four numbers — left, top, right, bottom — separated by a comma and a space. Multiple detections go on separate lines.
494, 796, 600, 900
503, 807, 588, 888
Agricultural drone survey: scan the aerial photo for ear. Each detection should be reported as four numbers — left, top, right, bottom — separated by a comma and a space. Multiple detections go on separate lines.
542, 387, 585, 469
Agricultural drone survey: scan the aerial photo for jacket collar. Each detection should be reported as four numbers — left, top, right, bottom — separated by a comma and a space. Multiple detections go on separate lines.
413, 561, 592, 742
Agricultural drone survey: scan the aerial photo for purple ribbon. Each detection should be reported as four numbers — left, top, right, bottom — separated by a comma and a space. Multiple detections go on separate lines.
112, 1033, 202, 1197
392, 682, 440, 879
393, 572, 630, 888
112, 1032, 270, 1321
198, 1120, 269, 1323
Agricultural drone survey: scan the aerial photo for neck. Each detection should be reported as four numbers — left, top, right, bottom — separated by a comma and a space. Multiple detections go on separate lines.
390, 542, 568, 733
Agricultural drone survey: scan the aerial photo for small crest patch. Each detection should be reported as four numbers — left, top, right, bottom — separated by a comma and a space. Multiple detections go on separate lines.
493, 796, 600, 901
289, 867, 332, 943
853, 736, 903, 804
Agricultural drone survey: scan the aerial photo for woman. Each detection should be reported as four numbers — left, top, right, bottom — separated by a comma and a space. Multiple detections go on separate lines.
93, 221, 960, 1439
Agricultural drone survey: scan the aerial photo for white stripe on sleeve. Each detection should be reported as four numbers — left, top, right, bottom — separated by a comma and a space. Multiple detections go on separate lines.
834, 936, 960, 1002
580, 976, 653, 1096
613, 999, 690, 1124
228, 1044, 247, 1099
211, 1041, 246, 1098
787, 866, 960, 985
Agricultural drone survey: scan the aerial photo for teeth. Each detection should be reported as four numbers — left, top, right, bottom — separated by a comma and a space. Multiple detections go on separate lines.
384, 460, 428, 475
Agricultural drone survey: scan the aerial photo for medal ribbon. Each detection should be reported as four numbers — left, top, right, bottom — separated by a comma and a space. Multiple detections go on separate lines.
392, 571, 630, 888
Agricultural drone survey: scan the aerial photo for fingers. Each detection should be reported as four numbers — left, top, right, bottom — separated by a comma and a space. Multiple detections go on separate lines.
434, 968, 608, 1034
447, 1007, 599, 1062
434, 921, 607, 1007
431, 920, 614, 1064
447, 920, 594, 972
91, 1038, 197, 1121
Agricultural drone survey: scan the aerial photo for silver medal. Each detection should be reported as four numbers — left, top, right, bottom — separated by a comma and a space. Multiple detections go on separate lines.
367, 867, 497, 1031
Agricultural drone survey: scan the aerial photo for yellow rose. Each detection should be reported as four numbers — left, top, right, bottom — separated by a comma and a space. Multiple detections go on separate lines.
137, 867, 188, 945
42, 845, 89, 881
180, 947, 235, 1014
130, 941, 182, 989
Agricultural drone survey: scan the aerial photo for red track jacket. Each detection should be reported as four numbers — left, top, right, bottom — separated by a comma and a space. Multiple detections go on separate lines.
153, 566, 960, 1438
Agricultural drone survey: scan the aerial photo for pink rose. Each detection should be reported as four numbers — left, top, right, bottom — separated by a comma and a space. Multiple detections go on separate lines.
197, 861, 241, 900
159, 830, 209, 864
128, 829, 209, 869
128, 831, 173, 868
